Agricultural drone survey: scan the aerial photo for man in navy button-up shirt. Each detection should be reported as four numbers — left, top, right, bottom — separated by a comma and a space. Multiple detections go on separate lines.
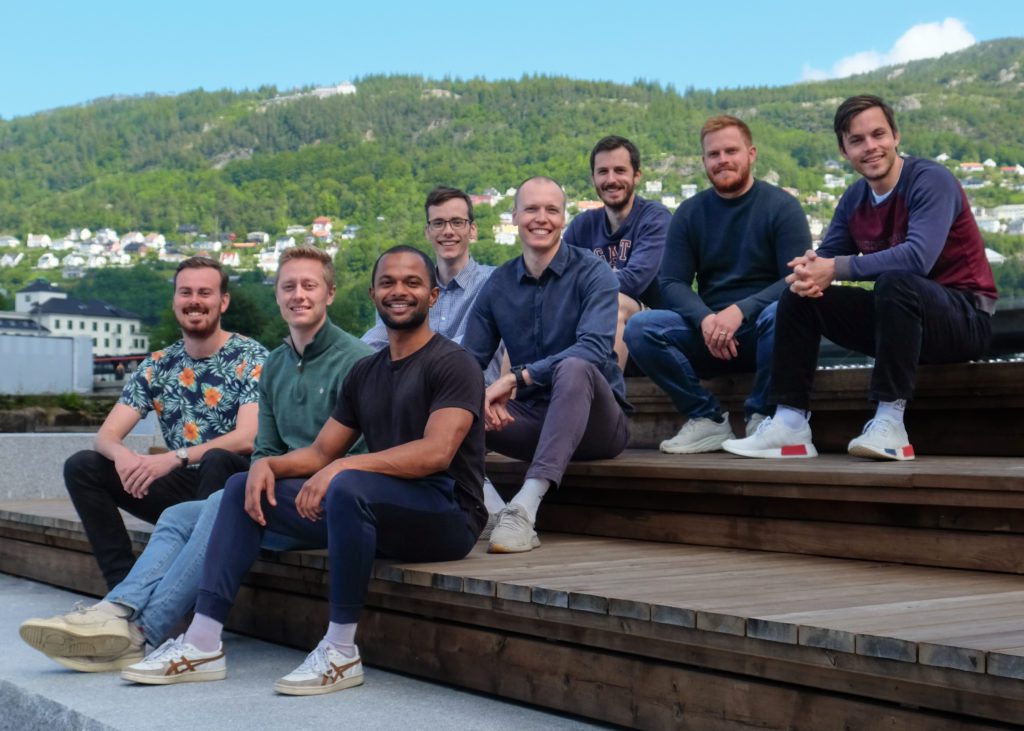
464, 176, 631, 553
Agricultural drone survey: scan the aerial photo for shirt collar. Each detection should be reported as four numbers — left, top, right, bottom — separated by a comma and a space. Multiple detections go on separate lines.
515, 241, 568, 281
444, 257, 479, 291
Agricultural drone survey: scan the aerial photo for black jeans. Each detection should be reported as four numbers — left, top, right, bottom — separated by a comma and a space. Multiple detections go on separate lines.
65, 447, 249, 589
771, 271, 992, 409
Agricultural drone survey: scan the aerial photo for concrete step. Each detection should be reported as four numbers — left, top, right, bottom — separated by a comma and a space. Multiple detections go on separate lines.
0, 574, 605, 731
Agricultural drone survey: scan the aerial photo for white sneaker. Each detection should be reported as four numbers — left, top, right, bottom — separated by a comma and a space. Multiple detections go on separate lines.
659, 414, 735, 454
274, 642, 364, 696
847, 418, 915, 461
722, 416, 817, 458
488, 503, 540, 553
745, 413, 768, 437
120, 635, 225, 685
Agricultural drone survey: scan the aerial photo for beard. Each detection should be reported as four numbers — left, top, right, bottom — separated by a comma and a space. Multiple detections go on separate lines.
710, 166, 753, 196
175, 308, 222, 339
379, 305, 429, 331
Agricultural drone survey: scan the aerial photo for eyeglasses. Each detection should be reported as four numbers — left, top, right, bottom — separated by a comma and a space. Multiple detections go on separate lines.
427, 218, 472, 231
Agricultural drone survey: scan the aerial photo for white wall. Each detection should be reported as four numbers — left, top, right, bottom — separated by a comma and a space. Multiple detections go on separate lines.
0, 334, 93, 394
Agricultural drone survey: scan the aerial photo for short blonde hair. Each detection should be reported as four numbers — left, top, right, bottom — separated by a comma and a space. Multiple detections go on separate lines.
276, 246, 336, 287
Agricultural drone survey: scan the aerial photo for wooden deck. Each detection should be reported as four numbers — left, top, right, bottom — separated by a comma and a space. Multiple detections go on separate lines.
3, 459, 1024, 729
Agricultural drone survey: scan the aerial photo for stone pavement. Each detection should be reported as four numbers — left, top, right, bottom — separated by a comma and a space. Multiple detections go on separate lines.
0, 574, 607, 731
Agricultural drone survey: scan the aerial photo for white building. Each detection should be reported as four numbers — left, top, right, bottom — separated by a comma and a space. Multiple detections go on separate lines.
36, 253, 59, 269
644, 180, 663, 194
275, 236, 296, 252
680, 184, 698, 200
15, 281, 148, 356
0, 235, 20, 248
27, 234, 52, 249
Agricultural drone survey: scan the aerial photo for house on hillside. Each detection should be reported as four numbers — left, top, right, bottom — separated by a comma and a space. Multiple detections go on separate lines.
219, 252, 241, 267
983, 159, 997, 168
0, 236, 20, 248
36, 253, 59, 269
247, 231, 270, 245
274, 236, 295, 252
258, 249, 281, 273
935, 153, 951, 163
680, 184, 697, 200
824, 173, 846, 189
959, 162, 984, 173
0, 253, 24, 268
144, 233, 166, 249
27, 234, 52, 249
312, 216, 333, 242
644, 180, 663, 194
340, 225, 360, 240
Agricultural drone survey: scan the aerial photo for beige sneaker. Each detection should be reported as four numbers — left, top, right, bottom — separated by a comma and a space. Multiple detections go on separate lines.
488, 503, 540, 553
121, 635, 226, 685
20, 602, 142, 659
659, 414, 735, 454
274, 643, 364, 696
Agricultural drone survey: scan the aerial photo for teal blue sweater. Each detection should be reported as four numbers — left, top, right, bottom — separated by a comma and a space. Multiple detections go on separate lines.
252, 320, 373, 459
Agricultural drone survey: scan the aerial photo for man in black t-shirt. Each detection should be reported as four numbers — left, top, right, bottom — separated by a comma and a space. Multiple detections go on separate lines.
121, 245, 486, 697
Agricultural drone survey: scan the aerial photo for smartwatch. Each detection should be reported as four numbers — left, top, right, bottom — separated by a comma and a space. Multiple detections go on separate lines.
512, 365, 527, 390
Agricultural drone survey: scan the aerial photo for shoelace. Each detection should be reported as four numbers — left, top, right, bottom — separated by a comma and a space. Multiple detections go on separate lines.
497, 505, 530, 531
861, 418, 897, 436
753, 416, 774, 435
294, 645, 333, 674
146, 637, 187, 661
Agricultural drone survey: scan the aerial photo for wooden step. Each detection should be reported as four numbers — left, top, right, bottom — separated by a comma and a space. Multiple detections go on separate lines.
627, 360, 1024, 456
1, 500, 1021, 729
488, 451, 1024, 573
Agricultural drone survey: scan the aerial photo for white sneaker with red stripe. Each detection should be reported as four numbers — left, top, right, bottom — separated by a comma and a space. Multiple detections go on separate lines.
721, 416, 817, 459
847, 418, 915, 461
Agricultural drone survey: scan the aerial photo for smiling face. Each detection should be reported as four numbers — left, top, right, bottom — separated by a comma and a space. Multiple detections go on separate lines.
370, 251, 439, 332
513, 178, 566, 256
173, 266, 228, 338
275, 257, 335, 335
840, 105, 902, 191
702, 125, 756, 198
592, 147, 640, 213
425, 197, 476, 270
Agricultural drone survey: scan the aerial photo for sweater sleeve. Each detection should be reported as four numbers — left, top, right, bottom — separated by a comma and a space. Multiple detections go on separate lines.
616, 203, 670, 300
659, 205, 713, 325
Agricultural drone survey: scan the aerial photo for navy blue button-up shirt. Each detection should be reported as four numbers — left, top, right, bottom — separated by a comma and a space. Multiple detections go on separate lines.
464, 242, 628, 408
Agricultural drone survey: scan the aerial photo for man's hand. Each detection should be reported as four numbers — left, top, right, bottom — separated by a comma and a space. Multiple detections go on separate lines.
295, 460, 345, 521
484, 374, 516, 432
701, 305, 743, 361
786, 249, 834, 298
244, 457, 277, 526
117, 451, 178, 498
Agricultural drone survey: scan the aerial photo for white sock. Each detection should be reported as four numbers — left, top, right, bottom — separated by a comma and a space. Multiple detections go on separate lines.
323, 621, 358, 656
183, 613, 223, 652
510, 478, 550, 523
482, 476, 506, 514
775, 405, 809, 430
875, 399, 907, 425
95, 600, 132, 619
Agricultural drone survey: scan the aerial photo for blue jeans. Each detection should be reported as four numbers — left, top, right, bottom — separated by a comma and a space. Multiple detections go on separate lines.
106, 488, 303, 646
623, 303, 777, 420
197, 469, 477, 626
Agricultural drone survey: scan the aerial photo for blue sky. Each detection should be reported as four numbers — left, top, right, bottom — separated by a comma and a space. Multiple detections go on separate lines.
1, 1, 1021, 119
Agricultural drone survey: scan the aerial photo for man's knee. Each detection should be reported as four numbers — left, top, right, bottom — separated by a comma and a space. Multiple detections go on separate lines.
623, 309, 678, 349
552, 356, 597, 386
221, 472, 248, 506
324, 470, 371, 514
63, 450, 109, 491
874, 271, 925, 306
199, 448, 242, 473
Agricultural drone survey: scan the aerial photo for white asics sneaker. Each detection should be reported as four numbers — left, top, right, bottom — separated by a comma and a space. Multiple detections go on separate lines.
274, 642, 364, 696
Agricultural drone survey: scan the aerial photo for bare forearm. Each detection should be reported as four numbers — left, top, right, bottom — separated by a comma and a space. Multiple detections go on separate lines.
332, 440, 454, 480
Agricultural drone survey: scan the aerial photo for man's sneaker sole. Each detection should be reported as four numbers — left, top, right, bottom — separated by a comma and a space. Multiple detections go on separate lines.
722, 441, 818, 459
659, 433, 732, 454
848, 442, 915, 461
20, 623, 132, 658
488, 534, 541, 553
53, 650, 144, 673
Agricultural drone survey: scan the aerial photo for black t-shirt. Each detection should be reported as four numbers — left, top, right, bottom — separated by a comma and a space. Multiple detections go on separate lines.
331, 334, 486, 532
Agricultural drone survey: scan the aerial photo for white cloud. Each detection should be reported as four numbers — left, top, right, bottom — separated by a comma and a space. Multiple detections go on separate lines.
802, 18, 976, 81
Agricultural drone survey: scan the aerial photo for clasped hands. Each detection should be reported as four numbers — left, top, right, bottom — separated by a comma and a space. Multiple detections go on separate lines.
786, 249, 834, 298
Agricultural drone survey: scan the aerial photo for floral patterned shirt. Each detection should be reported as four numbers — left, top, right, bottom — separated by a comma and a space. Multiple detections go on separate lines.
119, 334, 268, 452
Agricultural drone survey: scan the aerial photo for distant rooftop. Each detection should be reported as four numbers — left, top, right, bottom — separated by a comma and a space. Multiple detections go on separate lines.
32, 296, 140, 320
17, 279, 67, 295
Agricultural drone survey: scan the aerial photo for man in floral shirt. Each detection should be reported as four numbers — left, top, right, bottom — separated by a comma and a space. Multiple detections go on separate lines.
64, 257, 267, 590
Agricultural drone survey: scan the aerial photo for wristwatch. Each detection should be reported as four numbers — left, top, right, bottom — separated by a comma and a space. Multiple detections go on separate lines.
512, 365, 527, 390
175, 447, 189, 468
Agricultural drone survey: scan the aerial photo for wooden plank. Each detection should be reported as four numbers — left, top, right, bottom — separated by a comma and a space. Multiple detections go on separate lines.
358, 608, 1007, 731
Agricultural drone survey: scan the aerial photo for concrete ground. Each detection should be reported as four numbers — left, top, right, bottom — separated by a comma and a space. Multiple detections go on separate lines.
0, 574, 609, 731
